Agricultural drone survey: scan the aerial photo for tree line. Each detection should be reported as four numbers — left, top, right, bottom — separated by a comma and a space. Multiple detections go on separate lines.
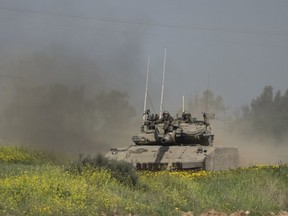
0, 84, 136, 152
236, 86, 288, 143
1, 83, 286, 151
187, 86, 288, 144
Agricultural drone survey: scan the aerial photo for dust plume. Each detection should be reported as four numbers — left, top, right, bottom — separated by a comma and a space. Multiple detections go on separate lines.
193, 86, 288, 167
214, 120, 288, 167
0, 43, 143, 154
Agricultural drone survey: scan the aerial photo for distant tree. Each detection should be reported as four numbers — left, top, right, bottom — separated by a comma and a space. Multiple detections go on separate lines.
94, 90, 136, 129
251, 86, 273, 116
188, 90, 225, 115
234, 85, 288, 142
92, 90, 136, 148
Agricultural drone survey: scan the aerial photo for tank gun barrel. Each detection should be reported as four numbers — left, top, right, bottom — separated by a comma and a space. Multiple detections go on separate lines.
161, 132, 175, 144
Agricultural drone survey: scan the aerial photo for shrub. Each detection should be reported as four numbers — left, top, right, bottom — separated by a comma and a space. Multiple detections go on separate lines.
66, 153, 138, 186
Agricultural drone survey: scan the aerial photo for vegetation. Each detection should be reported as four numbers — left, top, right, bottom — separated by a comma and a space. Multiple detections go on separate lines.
0, 145, 63, 165
235, 86, 288, 142
188, 86, 288, 145
0, 145, 287, 215
188, 90, 225, 116
66, 154, 138, 186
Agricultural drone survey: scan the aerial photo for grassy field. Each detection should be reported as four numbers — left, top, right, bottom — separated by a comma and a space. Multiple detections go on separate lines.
0, 145, 287, 216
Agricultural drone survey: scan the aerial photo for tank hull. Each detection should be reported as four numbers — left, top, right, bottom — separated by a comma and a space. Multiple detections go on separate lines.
105, 145, 239, 171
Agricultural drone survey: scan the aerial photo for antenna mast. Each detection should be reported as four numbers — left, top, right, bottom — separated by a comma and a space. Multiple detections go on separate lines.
182, 96, 185, 113
205, 74, 210, 113
143, 55, 150, 123
159, 47, 167, 118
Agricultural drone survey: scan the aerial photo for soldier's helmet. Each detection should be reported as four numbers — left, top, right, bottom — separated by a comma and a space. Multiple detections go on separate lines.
182, 111, 188, 119
155, 114, 159, 120
163, 111, 170, 118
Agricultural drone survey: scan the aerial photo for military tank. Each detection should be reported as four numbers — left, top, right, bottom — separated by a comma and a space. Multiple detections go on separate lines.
105, 110, 239, 171
106, 51, 238, 171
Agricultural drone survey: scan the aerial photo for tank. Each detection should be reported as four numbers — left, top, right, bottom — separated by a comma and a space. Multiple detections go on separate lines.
105, 110, 239, 171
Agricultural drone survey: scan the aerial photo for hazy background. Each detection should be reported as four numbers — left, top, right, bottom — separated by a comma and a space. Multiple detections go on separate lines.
0, 0, 287, 164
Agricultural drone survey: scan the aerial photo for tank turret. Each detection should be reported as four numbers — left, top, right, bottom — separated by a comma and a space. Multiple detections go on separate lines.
132, 110, 214, 146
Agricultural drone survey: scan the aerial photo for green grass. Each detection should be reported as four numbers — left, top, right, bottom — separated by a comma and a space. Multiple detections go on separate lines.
0, 145, 66, 165
0, 145, 287, 215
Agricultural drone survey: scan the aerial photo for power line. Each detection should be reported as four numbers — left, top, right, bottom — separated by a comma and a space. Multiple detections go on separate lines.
0, 7, 288, 37
0, 7, 288, 49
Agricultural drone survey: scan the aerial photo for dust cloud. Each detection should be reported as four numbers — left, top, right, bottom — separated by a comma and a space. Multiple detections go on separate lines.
184, 88, 288, 167
214, 120, 288, 167
0, 43, 143, 154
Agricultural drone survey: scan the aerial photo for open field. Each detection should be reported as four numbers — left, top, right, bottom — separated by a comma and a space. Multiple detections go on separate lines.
0, 145, 287, 216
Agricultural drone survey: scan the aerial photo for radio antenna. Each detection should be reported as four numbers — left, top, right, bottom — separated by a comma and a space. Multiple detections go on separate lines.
159, 47, 166, 118
205, 74, 210, 113
143, 55, 150, 123
182, 95, 185, 113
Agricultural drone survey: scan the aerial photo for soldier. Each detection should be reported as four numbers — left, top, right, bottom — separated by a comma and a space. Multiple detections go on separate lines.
203, 112, 211, 130
149, 114, 155, 121
203, 112, 207, 123
154, 114, 159, 121
161, 111, 174, 133
188, 113, 196, 123
162, 111, 173, 121
182, 111, 189, 122
145, 109, 151, 120
182, 111, 192, 123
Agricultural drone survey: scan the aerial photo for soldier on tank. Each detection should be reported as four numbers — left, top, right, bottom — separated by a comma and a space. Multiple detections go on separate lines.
149, 114, 155, 121
160, 111, 174, 133
154, 114, 159, 121
188, 113, 194, 123
145, 111, 160, 130
203, 112, 211, 130
145, 109, 151, 120
182, 111, 189, 123
182, 111, 194, 123
161, 111, 173, 122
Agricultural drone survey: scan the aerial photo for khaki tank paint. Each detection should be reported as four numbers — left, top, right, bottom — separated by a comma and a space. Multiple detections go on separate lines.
106, 145, 239, 171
